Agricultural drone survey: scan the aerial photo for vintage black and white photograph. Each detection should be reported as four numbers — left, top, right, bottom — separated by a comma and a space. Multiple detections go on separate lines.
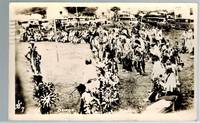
9, 3, 197, 121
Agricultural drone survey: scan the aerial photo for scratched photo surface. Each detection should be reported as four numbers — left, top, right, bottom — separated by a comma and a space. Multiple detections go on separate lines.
9, 3, 198, 121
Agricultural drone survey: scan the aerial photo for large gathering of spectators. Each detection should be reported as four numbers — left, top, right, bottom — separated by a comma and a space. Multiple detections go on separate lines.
21, 17, 194, 114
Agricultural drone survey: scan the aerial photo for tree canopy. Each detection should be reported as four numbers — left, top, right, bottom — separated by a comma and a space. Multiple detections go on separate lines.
18, 7, 47, 16
64, 7, 98, 16
110, 6, 120, 13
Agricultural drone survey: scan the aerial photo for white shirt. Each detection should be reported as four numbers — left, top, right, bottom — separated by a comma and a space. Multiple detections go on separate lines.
152, 61, 165, 80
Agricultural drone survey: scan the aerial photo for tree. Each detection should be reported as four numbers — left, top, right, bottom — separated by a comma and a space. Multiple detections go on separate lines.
110, 6, 120, 21
110, 6, 120, 13
82, 7, 98, 16
65, 7, 86, 15
64, 7, 97, 17
17, 7, 47, 19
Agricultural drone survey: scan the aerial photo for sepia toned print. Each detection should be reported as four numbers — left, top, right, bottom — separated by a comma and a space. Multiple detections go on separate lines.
9, 3, 198, 121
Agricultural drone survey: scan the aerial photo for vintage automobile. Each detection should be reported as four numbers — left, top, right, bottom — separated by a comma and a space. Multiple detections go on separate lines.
173, 18, 194, 30
118, 13, 138, 26
142, 15, 171, 30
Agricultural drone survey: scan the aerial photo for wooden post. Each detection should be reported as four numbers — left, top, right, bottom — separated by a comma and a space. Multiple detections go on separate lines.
54, 19, 59, 62
54, 19, 57, 42
76, 7, 79, 28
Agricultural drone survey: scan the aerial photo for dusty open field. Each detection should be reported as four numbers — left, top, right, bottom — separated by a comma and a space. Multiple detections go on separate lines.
15, 40, 195, 114
16, 42, 98, 113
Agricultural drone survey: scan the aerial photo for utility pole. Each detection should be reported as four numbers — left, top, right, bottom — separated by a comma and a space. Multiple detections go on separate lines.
76, 7, 79, 28
54, 18, 59, 62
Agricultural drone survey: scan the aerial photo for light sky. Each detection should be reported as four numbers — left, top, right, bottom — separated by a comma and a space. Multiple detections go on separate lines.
10, 2, 197, 12
10, 3, 197, 20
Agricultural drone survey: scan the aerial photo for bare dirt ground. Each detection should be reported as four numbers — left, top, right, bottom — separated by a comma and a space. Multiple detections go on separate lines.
15, 39, 195, 114
16, 42, 98, 114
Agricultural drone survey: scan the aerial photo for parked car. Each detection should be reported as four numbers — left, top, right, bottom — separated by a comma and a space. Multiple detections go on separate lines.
142, 15, 171, 30
174, 18, 194, 30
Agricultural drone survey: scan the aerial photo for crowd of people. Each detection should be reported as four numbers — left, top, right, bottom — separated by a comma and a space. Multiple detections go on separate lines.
20, 17, 194, 114
74, 20, 194, 113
